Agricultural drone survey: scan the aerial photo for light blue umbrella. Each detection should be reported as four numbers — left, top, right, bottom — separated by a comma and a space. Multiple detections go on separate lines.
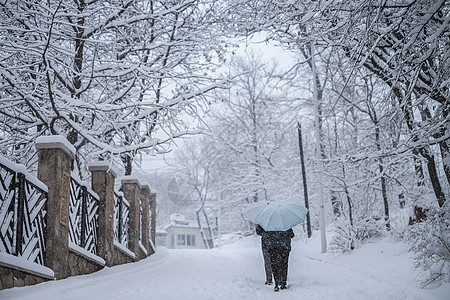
243, 201, 270, 223
244, 201, 308, 231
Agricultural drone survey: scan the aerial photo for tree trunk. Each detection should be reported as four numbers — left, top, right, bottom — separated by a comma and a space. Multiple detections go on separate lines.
342, 165, 353, 227
297, 122, 312, 238
121, 154, 132, 176
374, 125, 390, 230
344, 188, 353, 228
439, 109, 450, 186
196, 210, 210, 249
413, 150, 426, 186
203, 210, 214, 248
419, 147, 446, 207
392, 87, 447, 207
342, 164, 354, 250
379, 165, 390, 230
438, 138, 450, 187
330, 190, 342, 218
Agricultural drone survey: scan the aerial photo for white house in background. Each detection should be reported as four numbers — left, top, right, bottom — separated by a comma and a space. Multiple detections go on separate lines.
157, 213, 214, 249
156, 228, 168, 247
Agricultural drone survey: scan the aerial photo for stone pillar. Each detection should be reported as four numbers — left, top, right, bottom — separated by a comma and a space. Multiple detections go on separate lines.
149, 192, 157, 249
88, 163, 117, 266
35, 136, 75, 279
121, 177, 141, 260
140, 185, 151, 255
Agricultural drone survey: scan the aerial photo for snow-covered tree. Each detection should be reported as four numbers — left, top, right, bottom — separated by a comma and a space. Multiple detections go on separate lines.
198, 53, 308, 230
0, 0, 227, 174
223, 0, 449, 285
224, 0, 449, 207
173, 137, 219, 248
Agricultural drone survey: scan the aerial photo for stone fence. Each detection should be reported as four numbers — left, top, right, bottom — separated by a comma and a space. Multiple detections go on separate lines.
0, 136, 157, 289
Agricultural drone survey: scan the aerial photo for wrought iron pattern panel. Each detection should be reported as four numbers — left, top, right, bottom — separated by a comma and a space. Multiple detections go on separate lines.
139, 199, 143, 242
148, 206, 152, 241
113, 192, 120, 242
69, 177, 99, 255
0, 164, 17, 255
113, 192, 129, 248
121, 199, 130, 247
19, 174, 47, 264
84, 190, 99, 254
0, 161, 47, 266
69, 178, 83, 246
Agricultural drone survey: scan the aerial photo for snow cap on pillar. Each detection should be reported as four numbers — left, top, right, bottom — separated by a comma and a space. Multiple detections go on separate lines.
121, 176, 142, 187
88, 161, 118, 178
35, 135, 76, 160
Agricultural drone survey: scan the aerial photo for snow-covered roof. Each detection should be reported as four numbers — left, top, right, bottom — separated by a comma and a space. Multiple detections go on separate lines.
164, 219, 207, 230
161, 213, 211, 230
156, 228, 168, 234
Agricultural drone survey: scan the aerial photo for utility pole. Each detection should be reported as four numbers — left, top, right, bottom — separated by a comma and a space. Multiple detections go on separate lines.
297, 122, 312, 238
311, 44, 327, 253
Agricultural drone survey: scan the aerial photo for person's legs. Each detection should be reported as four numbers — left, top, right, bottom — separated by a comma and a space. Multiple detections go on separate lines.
279, 248, 290, 288
262, 247, 272, 284
268, 247, 282, 290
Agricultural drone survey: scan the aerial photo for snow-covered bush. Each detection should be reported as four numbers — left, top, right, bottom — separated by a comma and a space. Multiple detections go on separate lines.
329, 216, 386, 252
406, 202, 450, 288
328, 221, 358, 252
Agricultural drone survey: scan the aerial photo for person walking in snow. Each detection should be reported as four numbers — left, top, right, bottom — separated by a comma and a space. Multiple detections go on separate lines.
261, 228, 295, 292
255, 224, 273, 285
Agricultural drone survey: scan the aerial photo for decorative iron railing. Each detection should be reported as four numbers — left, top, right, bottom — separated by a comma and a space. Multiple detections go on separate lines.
0, 158, 47, 265
148, 205, 153, 239
114, 191, 129, 248
139, 199, 143, 242
68, 176, 99, 255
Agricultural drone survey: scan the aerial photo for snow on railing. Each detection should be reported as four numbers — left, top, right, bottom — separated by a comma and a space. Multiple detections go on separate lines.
113, 191, 130, 249
0, 155, 48, 266
68, 175, 99, 256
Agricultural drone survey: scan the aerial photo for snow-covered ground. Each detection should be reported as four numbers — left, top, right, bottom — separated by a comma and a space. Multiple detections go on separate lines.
1, 231, 448, 300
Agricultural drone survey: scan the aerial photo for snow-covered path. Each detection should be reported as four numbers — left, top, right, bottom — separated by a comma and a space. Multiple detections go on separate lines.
1, 234, 448, 300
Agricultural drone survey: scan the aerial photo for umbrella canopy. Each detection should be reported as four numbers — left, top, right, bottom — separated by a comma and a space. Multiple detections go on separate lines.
243, 201, 270, 223
243, 201, 308, 231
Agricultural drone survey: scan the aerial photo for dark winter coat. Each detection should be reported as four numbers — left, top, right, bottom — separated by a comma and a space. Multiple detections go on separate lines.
260, 228, 294, 251
255, 225, 268, 249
